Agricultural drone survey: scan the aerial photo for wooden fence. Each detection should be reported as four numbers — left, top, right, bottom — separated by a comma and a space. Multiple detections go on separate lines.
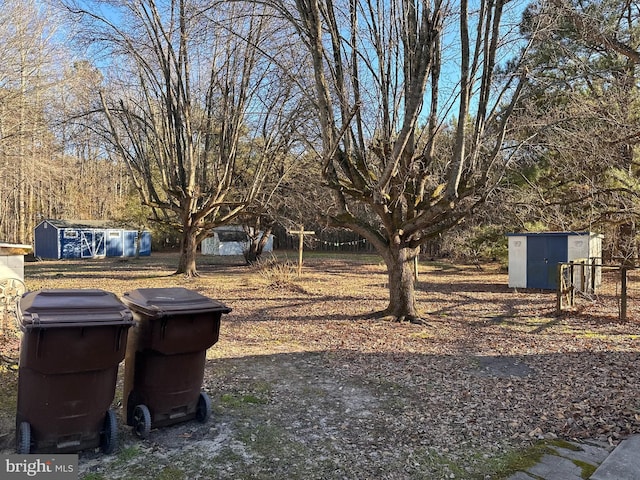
557, 259, 636, 321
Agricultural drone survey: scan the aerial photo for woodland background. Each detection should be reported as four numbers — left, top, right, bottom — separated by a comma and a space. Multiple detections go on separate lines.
1, 0, 639, 265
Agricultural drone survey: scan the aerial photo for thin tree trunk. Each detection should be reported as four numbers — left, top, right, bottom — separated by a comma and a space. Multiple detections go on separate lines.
18, 59, 26, 244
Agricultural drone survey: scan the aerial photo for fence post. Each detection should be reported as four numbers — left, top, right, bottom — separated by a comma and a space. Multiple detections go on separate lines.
569, 261, 575, 307
620, 266, 628, 321
556, 263, 563, 314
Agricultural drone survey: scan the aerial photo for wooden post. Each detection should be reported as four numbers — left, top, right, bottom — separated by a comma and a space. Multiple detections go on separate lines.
569, 261, 575, 307
556, 263, 563, 313
579, 260, 585, 296
288, 225, 315, 277
621, 266, 628, 321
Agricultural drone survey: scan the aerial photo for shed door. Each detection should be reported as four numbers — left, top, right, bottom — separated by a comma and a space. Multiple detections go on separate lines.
526, 236, 567, 289
106, 230, 124, 257
81, 230, 106, 258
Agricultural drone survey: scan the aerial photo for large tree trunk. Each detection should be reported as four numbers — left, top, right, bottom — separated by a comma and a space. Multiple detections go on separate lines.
381, 245, 421, 323
176, 226, 199, 276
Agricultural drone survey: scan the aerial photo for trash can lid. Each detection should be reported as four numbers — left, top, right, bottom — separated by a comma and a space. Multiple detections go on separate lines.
121, 287, 232, 317
18, 289, 134, 330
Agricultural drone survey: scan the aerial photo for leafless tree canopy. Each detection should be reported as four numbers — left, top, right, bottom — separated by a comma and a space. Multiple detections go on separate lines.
65, 0, 308, 275
0, 0, 129, 244
266, 0, 532, 320
4, 0, 639, 319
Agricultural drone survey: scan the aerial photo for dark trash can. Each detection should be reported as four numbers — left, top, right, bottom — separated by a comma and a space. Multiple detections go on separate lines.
121, 287, 231, 438
16, 289, 134, 454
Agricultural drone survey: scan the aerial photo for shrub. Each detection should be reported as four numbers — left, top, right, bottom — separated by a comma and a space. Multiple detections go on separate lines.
253, 255, 297, 287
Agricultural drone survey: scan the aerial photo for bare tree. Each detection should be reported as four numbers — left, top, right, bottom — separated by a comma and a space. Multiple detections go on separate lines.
67, 0, 304, 275
266, 0, 532, 322
0, 0, 62, 243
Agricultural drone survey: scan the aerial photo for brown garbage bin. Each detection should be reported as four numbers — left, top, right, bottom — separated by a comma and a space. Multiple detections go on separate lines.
16, 289, 134, 454
121, 287, 231, 438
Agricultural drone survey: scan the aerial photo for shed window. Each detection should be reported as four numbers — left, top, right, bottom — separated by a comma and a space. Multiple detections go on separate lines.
109, 232, 121, 238
64, 230, 78, 239
218, 231, 248, 242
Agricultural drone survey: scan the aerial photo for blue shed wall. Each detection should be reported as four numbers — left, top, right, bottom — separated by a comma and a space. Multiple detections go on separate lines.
59, 229, 104, 258
106, 230, 124, 257
525, 235, 568, 289
34, 221, 151, 259
60, 230, 85, 259
34, 222, 60, 259
139, 231, 151, 256
123, 231, 151, 256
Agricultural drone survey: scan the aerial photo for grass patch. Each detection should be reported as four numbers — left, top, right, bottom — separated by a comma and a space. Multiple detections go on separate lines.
408, 449, 469, 479
237, 423, 282, 451
574, 331, 640, 340
574, 458, 597, 479
302, 251, 381, 265
484, 439, 594, 479
157, 466, 186, 480
221, 393, 268, 407
81, 474, 107, 480
547, 438, 581, 451
220, 382, 271, 409
0, 369, 17, 411
411, 331, 432, 339
484, 442, 551, 478
209, 445, 246, 465
114, 446, 142, 465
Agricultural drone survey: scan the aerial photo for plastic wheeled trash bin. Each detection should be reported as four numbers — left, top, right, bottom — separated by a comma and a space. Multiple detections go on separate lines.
16, 289, 134, 454
121, 287, 231, 439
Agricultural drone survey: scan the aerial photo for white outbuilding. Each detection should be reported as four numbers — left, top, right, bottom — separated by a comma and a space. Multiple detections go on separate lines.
0, 243, 32, 282
201, 226, 274, 256
507, 232, 603, 290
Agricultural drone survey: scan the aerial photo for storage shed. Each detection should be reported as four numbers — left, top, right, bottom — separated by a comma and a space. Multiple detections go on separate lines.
507, 232, 603, 290
34, 220, 151, 259
201, 226, 274, 256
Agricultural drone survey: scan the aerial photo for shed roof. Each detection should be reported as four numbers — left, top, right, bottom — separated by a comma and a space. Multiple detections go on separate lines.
39, 219, 139, 230
506, 231, 595, 237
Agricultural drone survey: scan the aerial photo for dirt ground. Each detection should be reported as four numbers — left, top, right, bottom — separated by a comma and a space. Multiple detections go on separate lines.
1, 252, 640, 479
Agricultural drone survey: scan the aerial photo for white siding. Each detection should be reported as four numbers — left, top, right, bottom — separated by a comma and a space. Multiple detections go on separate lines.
0, 258, 23, 281
508, 236, 527, 288
567, 235, 589, 261
0, 244, 31, 281
201, 236, 219, 255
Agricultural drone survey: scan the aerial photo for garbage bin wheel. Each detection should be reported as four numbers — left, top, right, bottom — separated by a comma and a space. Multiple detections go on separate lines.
196, 392, 212, 423
101, 409, 118, 454
133, 404, 151, 439
16, 421, 31, 454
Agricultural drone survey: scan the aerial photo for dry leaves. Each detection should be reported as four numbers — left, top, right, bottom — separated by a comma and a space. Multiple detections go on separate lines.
1, 254, 639, 477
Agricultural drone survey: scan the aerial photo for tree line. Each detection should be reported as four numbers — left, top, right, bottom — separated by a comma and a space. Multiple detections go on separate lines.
1, 0, 638, 321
